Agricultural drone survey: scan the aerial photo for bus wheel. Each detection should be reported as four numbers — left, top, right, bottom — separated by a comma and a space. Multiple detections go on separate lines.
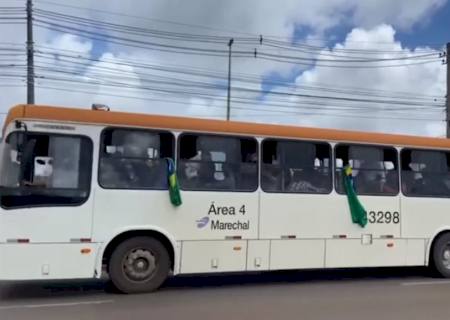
432, 233, 450, 278
108, 236, 170, 293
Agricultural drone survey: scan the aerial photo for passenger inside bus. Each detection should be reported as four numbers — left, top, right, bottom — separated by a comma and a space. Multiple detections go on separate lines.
179, 135, 257, 191
404, 150, 450, 196
335, 145, 398, 195
349, 147, 385, 194
282, 143, 327, 193
188, 136, 237, 190
100, 130, 167, 189
261, 140, 330, 193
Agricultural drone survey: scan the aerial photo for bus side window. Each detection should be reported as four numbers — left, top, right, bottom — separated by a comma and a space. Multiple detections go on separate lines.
261, 139, 331, 194
99, 128, 174, 190
178, 134, 257, 192
335, 144, 398, 196
401, 149, 450, 197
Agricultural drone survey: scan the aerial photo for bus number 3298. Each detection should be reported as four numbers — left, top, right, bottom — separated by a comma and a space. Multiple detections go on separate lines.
367, 211, 400, 224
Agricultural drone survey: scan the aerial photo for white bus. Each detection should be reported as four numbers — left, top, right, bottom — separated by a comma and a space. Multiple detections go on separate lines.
1, 104, 450, 293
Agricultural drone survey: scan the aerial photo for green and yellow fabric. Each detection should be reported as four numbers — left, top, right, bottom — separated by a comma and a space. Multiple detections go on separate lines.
166, 158, 182, 207
343, 165, 367, 227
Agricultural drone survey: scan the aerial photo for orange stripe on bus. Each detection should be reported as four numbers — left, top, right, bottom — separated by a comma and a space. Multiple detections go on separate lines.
4, 104, 450, 150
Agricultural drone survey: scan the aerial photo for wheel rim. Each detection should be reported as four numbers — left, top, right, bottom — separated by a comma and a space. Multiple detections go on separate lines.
122, 248, 157, 282
442, 245, 450, 269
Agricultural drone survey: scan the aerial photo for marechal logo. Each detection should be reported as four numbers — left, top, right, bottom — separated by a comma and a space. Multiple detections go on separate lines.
196, 216, 209, 228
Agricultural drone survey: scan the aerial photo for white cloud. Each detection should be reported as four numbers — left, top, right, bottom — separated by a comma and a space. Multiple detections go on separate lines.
46, 34, 92, 54
0, 0, 447, 136
269, 24, 446, 136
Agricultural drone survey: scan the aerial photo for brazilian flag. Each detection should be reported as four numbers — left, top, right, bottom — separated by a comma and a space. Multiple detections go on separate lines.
343, 165, 367, 227
166, 158, 182, 207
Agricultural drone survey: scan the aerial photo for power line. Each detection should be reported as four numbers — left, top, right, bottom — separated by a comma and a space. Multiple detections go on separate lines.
36, 0, 266, 39
34, 21, 443, 69
34, 45, 445, 101
32, 50, 441, 108
33, 62, 443, 110
32, 54, 442, 108
34, 0, 447, 48
32, 9, 444, 65
33, 69, 444, 118
35, 84, 444, 122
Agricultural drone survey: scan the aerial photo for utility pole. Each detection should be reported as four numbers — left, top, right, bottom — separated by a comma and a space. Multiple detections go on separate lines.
26, 0, 35, 104
226, 38, 234, 121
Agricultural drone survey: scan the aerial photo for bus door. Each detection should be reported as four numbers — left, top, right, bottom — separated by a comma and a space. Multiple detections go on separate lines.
0, 129, 95, 244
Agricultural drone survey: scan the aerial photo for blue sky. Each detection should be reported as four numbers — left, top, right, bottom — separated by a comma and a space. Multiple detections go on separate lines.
323, 2, 450, 50
397, 2, 450, 49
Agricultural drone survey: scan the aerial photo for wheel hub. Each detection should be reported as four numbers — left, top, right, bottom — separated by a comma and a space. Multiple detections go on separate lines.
123, 248, 156, 282
442, 245, 450, 269
444, 250, 450, 260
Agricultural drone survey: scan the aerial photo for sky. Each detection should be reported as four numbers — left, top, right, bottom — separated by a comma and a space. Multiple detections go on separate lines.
0, 0, 449, 136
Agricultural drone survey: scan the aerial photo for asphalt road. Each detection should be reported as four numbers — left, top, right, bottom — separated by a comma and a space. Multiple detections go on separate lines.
0, 267, 449, 320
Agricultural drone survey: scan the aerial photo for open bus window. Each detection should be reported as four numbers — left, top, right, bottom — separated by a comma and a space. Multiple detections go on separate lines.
335, 145, 399, 196
0, 132, 93, 208
261, 139, 332, 194
178, 134, 258, 191
99, 128, 174, 189
401, 149, 450, 197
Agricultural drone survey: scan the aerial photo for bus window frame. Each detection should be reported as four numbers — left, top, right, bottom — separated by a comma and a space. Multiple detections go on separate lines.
177, 131, 259, 193
400, 147, 450, 199
334, 143, 400, 197
97, 126, 175, 191
260, 137, 333, 195
0, 130, 94, 210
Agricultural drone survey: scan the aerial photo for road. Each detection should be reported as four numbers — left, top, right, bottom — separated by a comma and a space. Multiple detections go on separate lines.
0, 267, 449, 320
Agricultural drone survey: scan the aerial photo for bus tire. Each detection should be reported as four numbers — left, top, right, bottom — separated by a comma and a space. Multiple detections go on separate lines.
108, 236, 170, 294
432, 233, 450, 278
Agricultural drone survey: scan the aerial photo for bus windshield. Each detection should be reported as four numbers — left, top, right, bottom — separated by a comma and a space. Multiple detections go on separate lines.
0, 132, 93, 208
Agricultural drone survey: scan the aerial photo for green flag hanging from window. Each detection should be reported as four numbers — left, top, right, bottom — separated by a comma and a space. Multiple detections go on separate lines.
343, 165, 367, 227
166, 158, 182, 207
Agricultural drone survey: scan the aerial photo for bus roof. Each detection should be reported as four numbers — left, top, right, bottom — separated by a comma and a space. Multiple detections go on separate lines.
4, 104, 450, 149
